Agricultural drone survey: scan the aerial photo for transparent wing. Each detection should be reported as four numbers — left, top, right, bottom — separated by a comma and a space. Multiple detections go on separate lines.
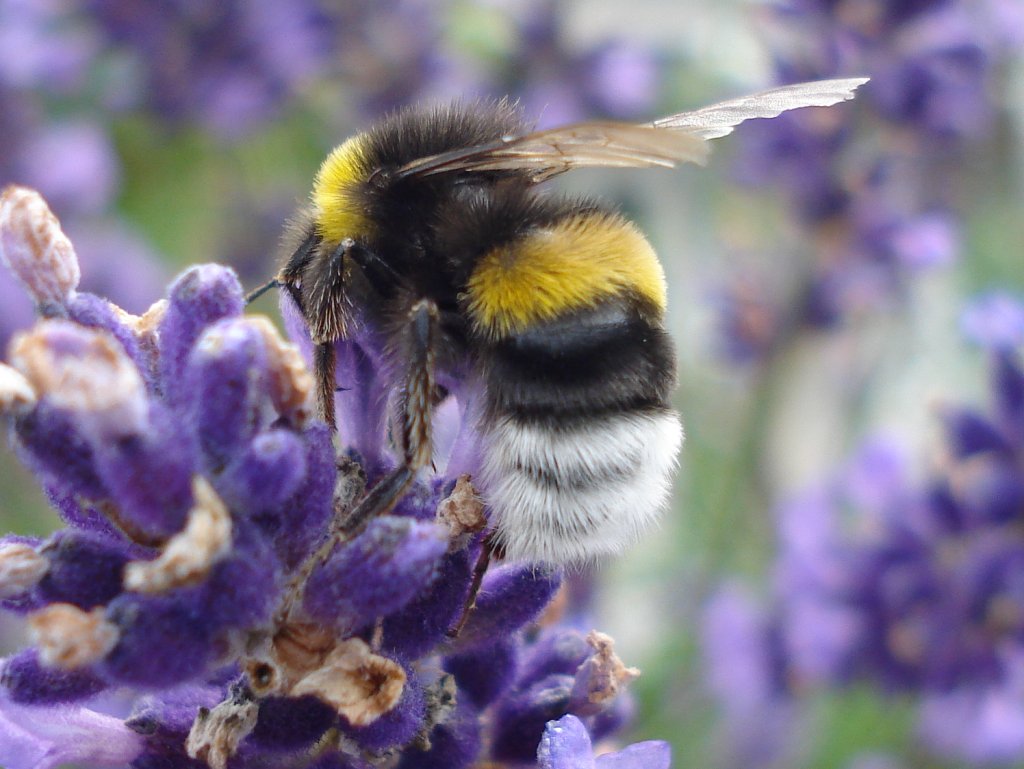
396, 77, 868, 183
395, 122, 710, 183
651, 77, 870, 138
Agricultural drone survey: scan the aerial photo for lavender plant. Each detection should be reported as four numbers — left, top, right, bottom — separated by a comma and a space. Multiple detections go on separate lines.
704, 295, 1024, 764
0, 186, 667, 769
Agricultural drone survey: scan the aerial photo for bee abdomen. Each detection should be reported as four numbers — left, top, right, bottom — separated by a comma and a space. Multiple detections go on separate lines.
481, 407, 682, 565
478, 297, 682, 565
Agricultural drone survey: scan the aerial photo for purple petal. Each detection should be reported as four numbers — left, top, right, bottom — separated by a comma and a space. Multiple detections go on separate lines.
537, 714, 594, 769
594, 740, 671, 769
0, 692, 143, 769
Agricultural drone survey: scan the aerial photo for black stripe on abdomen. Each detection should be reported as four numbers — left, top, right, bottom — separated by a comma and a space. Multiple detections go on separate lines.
480, 296, 676, 421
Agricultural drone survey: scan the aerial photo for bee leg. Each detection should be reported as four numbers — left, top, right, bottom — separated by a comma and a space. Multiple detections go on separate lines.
446, 538, 494, 638
340, 299, 439, 534
344, 239, 402, 296
314, 341, 337, 430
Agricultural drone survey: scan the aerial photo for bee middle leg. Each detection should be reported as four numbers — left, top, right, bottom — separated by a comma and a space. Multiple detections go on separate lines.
340, 298, 439, 534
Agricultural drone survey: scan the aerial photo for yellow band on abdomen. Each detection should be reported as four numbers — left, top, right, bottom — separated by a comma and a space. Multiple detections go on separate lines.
466, 211, 667, 338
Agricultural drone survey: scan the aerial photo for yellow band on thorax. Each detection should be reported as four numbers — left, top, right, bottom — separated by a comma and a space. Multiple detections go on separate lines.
466, 212, 666, 338
312, 135, 373, 243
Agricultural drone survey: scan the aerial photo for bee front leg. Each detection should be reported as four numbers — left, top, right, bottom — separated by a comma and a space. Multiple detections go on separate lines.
340, 299, 439, 534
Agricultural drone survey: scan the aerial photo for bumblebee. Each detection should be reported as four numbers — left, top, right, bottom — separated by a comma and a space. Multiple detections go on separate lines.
252, 78, 867, 565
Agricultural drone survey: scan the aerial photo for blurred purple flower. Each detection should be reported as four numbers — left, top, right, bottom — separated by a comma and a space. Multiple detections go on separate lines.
82, 0, 335, 139
702, 585, 806, 768
706, 337, 1024, 762
0, 186, 649, 768
961, 293, 1024, 351
722, 0, 1018, 358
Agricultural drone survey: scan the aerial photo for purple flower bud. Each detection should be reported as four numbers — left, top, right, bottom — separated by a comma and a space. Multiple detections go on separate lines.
587, 692, 635, 742
218, 428, 309, 515
517, 629, 591, 689
87, 402, 196, 541
492, 673, 572, 763
9, 320, 148, 440
452, 564, 562, 652
37, 530, 130, 610
13, 404, 106, 501
197, 526, 281, 631
158, 265, 244, 405
0, 186, 79, 313
395, 701, 481, 769
100, 594, 216, 688
183, 318, 274, 470
247, 695, 337, 751
274, 422, 336, 568
444, 637, 518, 709
567, 632, 638, 718
304, 516, 447, 632
382, 548, 474, 659
1, 648, 106, 705
126, 684, 225, 768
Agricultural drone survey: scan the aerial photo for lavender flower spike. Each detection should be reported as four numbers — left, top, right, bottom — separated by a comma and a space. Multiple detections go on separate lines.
0, 188, 651, 769
538, 714, 671, 769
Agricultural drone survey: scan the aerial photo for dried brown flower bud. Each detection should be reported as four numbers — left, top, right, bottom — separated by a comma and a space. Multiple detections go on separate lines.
569, 630, 640, 716
437, 474, 487, 547
10, 321, 148, 436
28, 603, 119, 669
0, 185, 79, 309
0, 541, 47, 597
250, 316, 314, 424
291, 638, 406, 727
0, 362, 37, 415
124, 476, 232, 593
186, 693, 259, 769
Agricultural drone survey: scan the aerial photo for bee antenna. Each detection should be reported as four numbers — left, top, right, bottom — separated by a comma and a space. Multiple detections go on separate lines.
245, 278, 281, 305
